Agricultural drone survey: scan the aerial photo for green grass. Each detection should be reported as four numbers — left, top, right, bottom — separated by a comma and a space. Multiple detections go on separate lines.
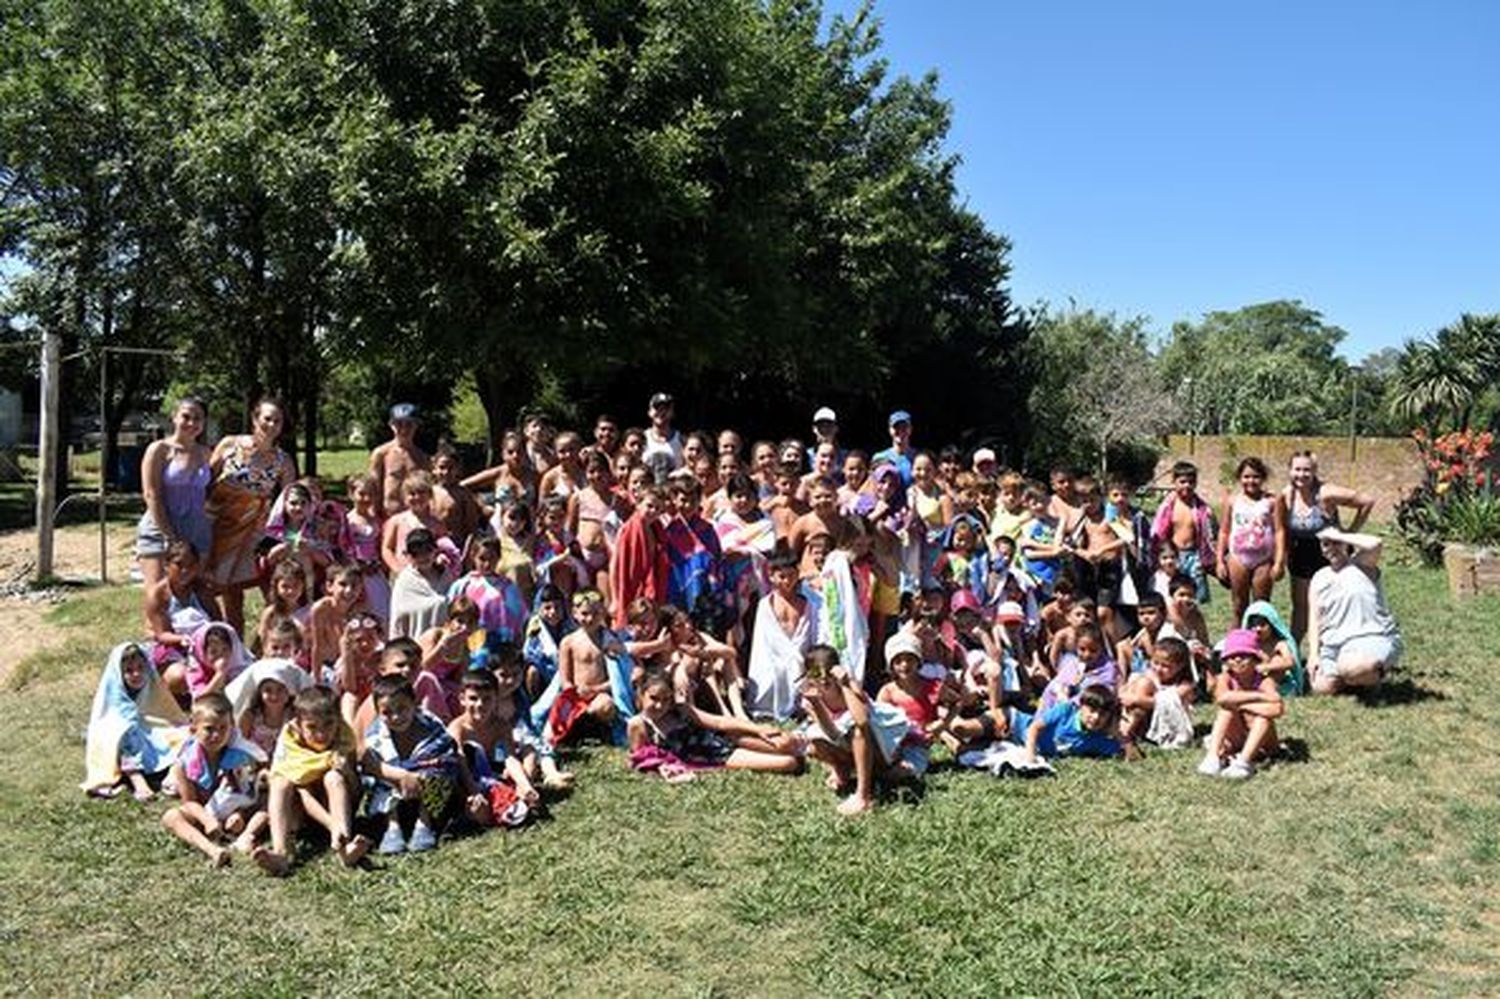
2, 561, 1499, 995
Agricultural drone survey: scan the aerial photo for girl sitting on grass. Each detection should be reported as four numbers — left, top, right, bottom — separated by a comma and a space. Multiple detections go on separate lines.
628, 672, 802, 781
1198, 628, 1284, 781
800, 645, 913, 816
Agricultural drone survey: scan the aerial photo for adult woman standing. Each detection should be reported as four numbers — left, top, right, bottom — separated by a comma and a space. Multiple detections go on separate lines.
204, 398, 297, 632
135, 397, 213, 588
1283, 452, 1374, 642
1308, 528, 1402, 694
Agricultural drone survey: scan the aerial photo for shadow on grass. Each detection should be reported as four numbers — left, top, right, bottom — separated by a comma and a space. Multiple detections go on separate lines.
1277, 737, 1311, 764
1355, 678, 1447, 708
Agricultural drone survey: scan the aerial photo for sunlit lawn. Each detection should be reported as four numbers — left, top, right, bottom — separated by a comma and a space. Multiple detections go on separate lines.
1, 558, 1498, 995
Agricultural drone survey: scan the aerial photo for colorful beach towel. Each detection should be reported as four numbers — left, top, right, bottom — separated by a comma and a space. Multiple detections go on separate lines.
362, 709, 461, 817
81, 643, 187, 794
269, 717, 357, 787
534, 639, 636, 745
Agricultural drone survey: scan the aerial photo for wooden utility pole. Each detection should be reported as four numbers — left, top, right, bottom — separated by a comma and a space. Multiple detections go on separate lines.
35, 329, 60, 581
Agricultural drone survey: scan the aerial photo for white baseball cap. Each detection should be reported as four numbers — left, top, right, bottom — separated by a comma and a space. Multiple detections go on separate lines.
812, 406, 837, 424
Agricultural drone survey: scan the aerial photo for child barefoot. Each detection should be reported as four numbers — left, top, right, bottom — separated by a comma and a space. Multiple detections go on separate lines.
546, 589, 635, 746
256, 685, 369, 876
1150, 460, 1217, 603
82, 642, 185, 800
1198, 628, 1284, 780
800, 645, 912, 816
629, 671, 802, 779
1216, 457, 1287, 624
745, 542, 813, 721
661, 602, 746, 719
875, 632, 956, 779
161, 693, 267, 868
450, 655, 572, 821
448, 669, 537, 827
361, 674, 463, 854
1119, 636, 1196, 751
307, 565, 365, 678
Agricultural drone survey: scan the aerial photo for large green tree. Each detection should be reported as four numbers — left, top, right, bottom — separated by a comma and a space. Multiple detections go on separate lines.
1025, 306, 1177, 477
1158, 300, 1354, 436
3, 0, 1027, 472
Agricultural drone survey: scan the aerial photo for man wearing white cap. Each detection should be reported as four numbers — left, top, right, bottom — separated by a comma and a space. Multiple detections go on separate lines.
971, 448, 998, 477
803, 406, 841, 468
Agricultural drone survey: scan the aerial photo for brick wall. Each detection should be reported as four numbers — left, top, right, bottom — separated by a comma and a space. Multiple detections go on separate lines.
1151, 434, 1421, 519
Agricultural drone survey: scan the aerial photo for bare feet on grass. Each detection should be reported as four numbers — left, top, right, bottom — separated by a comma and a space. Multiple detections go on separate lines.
340, 835, 373, 867
836, 794, 872, 817
252, 846, 290, 878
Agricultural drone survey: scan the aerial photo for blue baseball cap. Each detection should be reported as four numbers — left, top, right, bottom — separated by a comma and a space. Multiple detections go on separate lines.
389, 403, 419, 423
888, 409, 912, 427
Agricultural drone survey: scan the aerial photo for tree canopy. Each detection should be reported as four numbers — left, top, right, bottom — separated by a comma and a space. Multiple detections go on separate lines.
1, 0, 1029, 470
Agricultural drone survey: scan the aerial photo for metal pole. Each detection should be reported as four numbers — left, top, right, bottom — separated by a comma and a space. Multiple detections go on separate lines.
35, 330, 60, 581
1349, 369, 1359, 465
99, 349, 108, 583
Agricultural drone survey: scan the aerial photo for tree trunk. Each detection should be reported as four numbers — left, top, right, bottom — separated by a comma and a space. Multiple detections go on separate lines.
302, 310, 319, 475
474, 360, 536, 464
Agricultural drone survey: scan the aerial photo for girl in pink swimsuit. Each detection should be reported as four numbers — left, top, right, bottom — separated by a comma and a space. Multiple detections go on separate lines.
1216, 457, 1286, 624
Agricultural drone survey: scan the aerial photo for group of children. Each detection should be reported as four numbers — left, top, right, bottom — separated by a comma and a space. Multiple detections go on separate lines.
87, 400, 1305, 869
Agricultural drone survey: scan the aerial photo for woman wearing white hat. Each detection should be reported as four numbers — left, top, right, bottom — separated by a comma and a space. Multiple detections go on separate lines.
1307, 528, 1402, 693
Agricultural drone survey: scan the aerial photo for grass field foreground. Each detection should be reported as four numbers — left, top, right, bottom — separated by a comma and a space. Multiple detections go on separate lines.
1, 561, 1499, 995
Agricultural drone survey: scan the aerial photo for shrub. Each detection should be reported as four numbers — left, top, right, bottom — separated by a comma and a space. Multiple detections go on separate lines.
1394, 428, 1498, 564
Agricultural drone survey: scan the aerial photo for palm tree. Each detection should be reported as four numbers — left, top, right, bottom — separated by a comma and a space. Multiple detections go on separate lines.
1388, 314, 1499, 430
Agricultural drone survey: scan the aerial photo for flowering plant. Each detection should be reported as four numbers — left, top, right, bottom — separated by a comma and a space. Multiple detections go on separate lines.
1412, 427, 1494, 494
1396, 428, 1499, 564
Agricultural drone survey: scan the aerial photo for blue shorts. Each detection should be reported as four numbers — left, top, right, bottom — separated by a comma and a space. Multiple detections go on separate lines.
1175, 548, 1212, 604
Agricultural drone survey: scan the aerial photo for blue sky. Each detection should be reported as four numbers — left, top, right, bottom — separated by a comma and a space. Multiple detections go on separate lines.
826, 0, 1500, 360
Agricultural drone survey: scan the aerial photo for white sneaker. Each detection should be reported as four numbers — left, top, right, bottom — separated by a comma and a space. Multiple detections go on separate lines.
1196, 753, 1223, 776
1221, 758, 1255, 780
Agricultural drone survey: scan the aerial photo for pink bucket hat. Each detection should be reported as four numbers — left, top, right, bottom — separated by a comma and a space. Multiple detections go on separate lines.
1220, 628, 1265, 661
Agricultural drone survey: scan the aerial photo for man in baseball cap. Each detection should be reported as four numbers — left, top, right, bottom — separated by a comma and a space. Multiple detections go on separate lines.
872, 409, 915, 486
641, 391, 683, 473
370, 402, 430, 516
808, 406, 843, 473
